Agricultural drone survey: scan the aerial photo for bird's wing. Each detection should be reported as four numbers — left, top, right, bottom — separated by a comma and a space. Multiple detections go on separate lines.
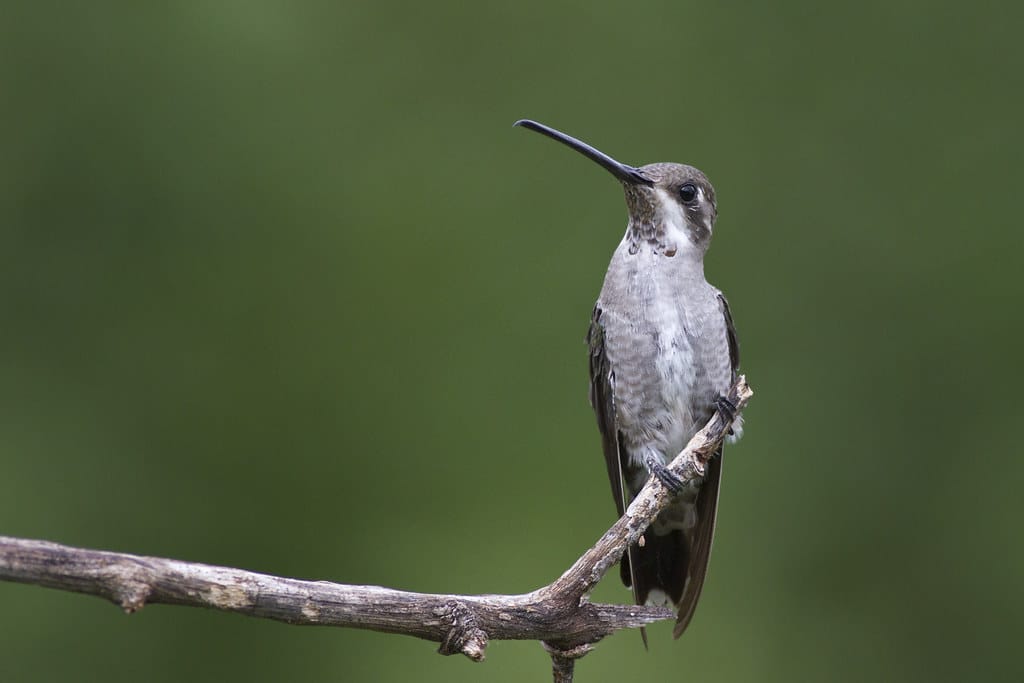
586, 306, 625, 517
719, 292, 741, 381
673, 293, 741, 639
588, 305, 649, 647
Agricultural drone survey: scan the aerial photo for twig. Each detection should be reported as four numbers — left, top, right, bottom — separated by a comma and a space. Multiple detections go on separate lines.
0, 376, 752, 680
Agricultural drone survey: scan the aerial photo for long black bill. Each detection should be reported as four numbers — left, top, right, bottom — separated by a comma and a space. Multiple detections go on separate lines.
514, 119, 652, 186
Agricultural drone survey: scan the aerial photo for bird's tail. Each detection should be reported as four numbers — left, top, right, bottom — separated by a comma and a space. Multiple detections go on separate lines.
622, 450, 723, 640
622, 528, 690, 612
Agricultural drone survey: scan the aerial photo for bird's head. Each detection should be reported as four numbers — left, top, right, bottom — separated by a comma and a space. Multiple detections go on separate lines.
515, 119, 718, 257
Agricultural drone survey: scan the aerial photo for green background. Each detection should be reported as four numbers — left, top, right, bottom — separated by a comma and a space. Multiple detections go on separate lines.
3, 2, 1022, 681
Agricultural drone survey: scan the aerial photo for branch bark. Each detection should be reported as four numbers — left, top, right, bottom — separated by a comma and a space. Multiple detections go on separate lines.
0, 376, 752, 681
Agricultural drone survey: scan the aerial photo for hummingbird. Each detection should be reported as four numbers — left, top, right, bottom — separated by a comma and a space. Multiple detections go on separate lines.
515, 119, 741, 640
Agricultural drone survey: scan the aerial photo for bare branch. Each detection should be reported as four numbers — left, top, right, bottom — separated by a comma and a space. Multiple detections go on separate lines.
544, 642, 593, 683
0, 377, 752, 672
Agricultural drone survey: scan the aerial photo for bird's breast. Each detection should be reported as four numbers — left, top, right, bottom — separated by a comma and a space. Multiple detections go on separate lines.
605, 298, 713, 452
650, 300, 707, 454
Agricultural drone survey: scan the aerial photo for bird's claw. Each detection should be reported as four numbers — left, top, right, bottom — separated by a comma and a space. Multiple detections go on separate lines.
715, 394, 737, 423
646, 458, 684, 495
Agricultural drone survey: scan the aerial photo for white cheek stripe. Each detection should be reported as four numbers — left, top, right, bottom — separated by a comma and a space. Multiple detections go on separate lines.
653, 187, 708, 258
654, 187, 688, 244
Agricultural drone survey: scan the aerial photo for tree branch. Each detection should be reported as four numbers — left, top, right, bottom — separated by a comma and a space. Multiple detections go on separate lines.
0, 376, 752, 681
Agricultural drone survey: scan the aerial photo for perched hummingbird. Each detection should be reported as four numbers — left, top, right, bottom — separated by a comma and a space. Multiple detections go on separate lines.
515, 119, 741, 640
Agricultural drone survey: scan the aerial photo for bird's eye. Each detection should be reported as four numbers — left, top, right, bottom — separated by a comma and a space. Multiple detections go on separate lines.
679, 183, 698, 203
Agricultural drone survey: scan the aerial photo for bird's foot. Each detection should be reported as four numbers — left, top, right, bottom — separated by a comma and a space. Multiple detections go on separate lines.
644, 454, 684, 495
715, 394, 737, 424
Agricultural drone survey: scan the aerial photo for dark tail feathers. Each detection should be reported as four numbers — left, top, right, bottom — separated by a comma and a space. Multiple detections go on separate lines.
621, 529, 689, 611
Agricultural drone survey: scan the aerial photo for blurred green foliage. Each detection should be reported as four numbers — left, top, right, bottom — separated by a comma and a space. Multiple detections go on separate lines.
2, 2, 1022, 681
